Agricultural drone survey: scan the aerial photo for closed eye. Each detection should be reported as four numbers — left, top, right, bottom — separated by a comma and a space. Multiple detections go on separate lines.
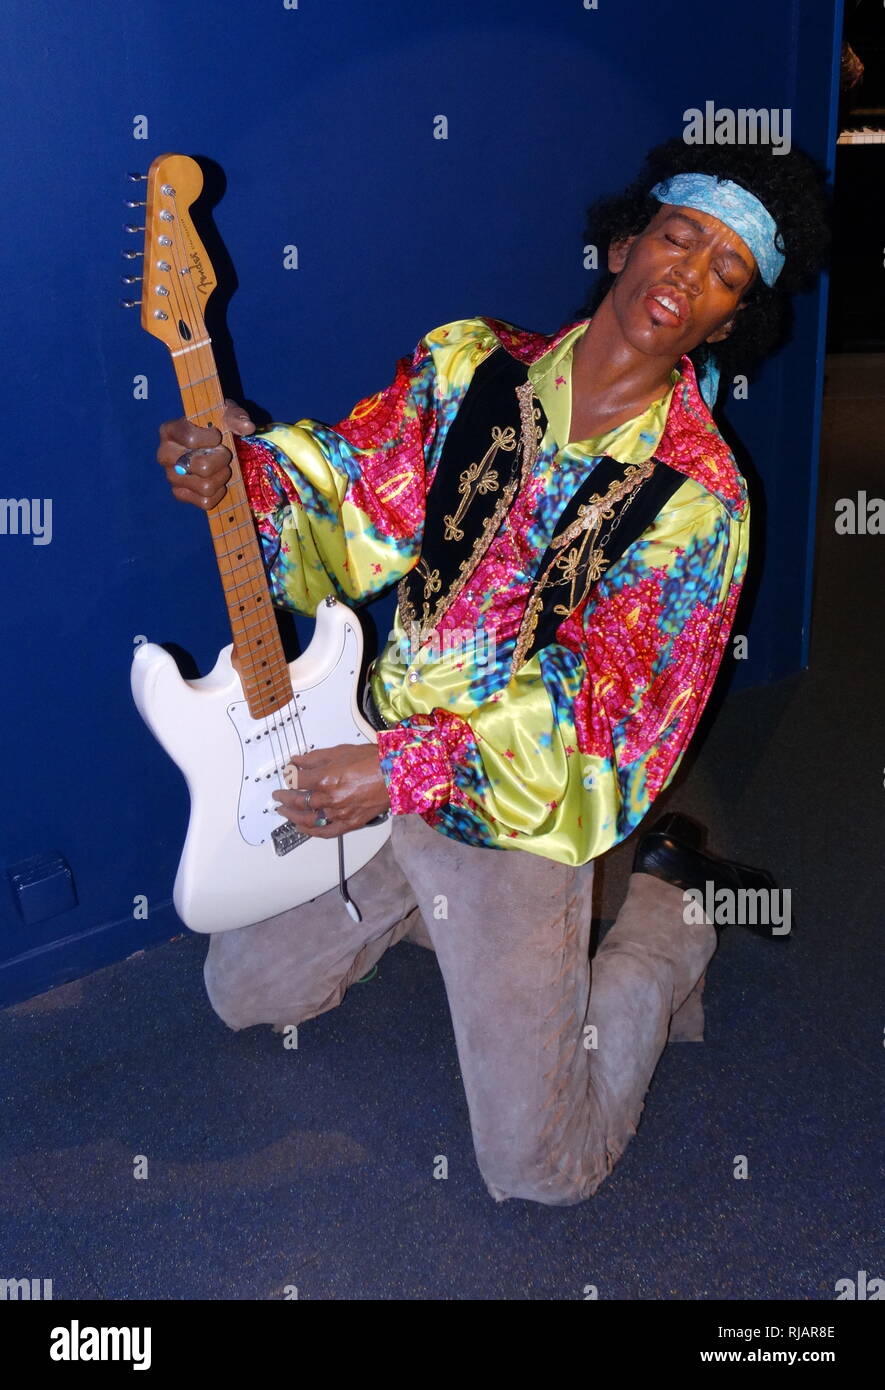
665, 234, 737, 290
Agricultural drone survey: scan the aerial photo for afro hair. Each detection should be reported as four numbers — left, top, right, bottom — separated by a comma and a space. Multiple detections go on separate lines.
574, 135, 832, 389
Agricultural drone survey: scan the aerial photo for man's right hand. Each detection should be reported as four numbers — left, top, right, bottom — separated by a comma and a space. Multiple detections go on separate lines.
157, 398, 256, 509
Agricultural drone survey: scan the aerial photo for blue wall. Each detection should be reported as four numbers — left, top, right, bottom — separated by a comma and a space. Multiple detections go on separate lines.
0, 0, 842, 1003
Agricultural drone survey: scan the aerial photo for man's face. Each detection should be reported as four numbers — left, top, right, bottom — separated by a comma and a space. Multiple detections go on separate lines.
606, 203, 758, 357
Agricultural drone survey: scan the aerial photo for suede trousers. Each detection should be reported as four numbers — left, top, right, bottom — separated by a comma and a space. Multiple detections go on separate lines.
203, 812, 717, 1206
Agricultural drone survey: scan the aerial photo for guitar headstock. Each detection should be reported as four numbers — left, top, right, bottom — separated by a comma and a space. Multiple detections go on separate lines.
131, 154, 218, 353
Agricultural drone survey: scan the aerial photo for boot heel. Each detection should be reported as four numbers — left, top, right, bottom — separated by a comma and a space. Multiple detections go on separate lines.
669, 970, 706, 1043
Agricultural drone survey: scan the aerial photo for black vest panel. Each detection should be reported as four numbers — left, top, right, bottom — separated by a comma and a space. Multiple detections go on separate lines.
396, 346, 685, 676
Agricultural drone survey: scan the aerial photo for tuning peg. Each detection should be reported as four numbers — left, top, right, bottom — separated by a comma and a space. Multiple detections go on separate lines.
122, 248, 143, 260
124, 198, 147, 209
127, 171, 148, 181
121, 274, 143, 285
124, 224, 145, 234
121, 298, 142, 309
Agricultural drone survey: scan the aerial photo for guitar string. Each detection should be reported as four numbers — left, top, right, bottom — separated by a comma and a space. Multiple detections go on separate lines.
161, 194, 305, 828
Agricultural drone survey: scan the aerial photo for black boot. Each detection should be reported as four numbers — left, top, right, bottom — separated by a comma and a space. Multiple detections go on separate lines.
633, 824, 793, 941
640, 811, 707, 853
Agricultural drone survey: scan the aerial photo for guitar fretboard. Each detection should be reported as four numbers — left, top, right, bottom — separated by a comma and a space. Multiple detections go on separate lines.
175, 378, 293, 719
140, 153, 293, 720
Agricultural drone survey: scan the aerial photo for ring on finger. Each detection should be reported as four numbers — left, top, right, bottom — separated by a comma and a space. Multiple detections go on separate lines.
313, 810, 329, 828
174, 447, 212, 477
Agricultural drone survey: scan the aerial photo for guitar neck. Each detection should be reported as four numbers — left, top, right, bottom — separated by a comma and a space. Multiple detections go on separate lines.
171, 350, 292, 720
135, 152, 293, 720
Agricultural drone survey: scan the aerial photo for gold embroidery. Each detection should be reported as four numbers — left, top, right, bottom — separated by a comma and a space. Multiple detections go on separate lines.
398, 381, 543, 649
442, 425, 516, 541
417, 559, 442, 602
508, 459, 656, 678
396, 579, 416, 636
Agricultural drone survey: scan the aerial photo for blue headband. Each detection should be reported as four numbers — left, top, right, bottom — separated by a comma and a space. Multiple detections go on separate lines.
648, 173, 784, 287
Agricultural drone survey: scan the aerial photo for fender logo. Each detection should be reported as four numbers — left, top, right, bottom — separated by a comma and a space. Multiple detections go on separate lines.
189, 250, 212, 296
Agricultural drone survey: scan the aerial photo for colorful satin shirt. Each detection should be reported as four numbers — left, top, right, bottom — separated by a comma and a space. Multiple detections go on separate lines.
235, 315, 750, 866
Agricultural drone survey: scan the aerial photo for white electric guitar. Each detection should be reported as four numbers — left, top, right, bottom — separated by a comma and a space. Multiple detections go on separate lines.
126, 154, 391, 934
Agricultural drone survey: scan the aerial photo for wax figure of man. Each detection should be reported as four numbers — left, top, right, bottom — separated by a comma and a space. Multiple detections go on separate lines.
157, 138, 829, 1205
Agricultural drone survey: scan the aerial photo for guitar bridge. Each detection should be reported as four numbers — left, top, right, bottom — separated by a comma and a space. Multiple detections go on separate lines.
271, 822, 310, 857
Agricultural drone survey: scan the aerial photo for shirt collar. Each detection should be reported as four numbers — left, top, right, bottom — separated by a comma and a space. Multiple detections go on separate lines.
481, 314, 748, 518
527, 318, 680, 464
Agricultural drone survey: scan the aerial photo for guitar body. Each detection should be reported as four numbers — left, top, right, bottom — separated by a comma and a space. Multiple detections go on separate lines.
132, 597, 391, 933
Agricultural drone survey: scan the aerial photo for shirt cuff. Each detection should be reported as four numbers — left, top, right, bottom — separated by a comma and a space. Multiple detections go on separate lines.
375, 710, 474, 816
235, 435, 299, 514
